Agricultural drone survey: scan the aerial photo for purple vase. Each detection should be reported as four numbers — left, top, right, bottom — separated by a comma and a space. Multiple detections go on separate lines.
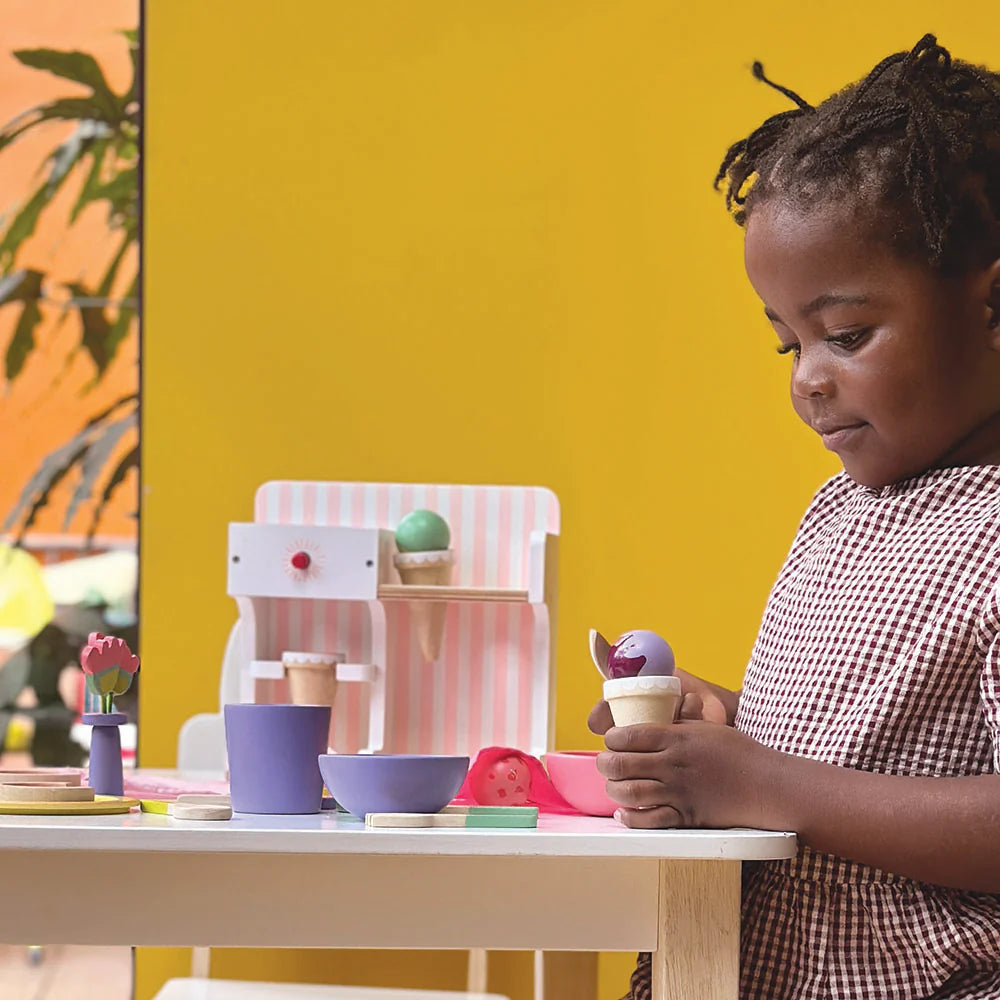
82, 713, 126, 797
224, 704, 331, 814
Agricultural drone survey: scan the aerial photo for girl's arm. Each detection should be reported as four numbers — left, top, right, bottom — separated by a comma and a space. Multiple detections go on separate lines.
598, 722, 1000, 893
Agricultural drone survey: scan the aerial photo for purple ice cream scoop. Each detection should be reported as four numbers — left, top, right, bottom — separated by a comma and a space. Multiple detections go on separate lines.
607, 630, 675, 679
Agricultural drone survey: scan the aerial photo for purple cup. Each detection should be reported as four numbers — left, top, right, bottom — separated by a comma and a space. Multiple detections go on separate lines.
318, 754, 470, 818
224, 704, 331, 814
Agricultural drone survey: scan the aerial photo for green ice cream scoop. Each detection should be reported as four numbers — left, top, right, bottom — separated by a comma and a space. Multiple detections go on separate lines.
395, 509, 451, 552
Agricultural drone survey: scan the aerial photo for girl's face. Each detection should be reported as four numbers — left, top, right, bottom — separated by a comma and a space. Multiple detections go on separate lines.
744, 198, 1000, 488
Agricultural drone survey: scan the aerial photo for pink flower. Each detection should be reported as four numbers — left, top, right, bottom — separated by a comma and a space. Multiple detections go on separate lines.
80, 633, 139, 700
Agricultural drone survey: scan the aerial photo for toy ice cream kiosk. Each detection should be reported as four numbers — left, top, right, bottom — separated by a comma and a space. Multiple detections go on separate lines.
226, 481, 560, 758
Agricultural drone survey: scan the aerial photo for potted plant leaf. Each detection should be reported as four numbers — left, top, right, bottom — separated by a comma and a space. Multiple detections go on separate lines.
0, 31, 140, 544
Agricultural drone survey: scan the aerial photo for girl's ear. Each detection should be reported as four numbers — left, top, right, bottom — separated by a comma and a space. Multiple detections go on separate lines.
987, 257, 1000, 347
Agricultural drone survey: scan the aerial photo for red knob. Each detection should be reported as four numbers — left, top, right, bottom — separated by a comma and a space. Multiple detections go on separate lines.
291, 551, 311, 571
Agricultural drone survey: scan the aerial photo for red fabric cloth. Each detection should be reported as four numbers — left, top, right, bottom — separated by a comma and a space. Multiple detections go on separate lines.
453, 746, 581, 814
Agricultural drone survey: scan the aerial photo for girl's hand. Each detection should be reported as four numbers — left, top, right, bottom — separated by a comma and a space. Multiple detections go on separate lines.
597, 722, 785, 830
587, 668, 734, 736
587, 699, 616, 736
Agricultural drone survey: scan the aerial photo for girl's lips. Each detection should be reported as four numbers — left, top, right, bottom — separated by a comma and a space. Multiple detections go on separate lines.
819, 423, 868, 450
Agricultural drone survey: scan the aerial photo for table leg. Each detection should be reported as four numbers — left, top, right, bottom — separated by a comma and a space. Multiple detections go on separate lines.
651, 860, 740, 1000
467, 948, 488, 993
540, 950, 598, 1000
189, 947, 210, 978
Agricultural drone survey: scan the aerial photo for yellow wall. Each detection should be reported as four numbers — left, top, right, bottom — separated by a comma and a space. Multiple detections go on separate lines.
142, 3, 989, 998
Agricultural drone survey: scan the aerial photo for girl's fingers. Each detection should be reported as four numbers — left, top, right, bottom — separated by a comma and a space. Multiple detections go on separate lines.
588, 699, 614, 736
597, 749, 674, 781
604, 724, 676, 754
615, 805, 684, 829
700, 691, 731, 726
679, 692, 704, 720
604, 778, 667, 808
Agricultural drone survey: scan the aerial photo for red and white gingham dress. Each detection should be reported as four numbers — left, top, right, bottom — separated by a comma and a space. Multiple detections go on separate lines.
626, 465, 1000, 1000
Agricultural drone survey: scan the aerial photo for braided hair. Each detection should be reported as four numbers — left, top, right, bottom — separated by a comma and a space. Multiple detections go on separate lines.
715, 34, 1000, 274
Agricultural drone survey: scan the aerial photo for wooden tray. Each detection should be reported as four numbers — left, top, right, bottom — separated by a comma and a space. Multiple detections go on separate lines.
0, 796, 139, 816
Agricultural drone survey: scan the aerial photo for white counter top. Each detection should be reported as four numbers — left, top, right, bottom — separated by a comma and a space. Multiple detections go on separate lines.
0, 809, 796, 859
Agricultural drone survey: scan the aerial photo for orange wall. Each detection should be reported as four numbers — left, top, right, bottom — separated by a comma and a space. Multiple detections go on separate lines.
0, 0, 137, 539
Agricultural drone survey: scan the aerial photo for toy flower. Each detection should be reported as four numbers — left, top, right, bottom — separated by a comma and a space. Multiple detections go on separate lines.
80, 632, 139, 714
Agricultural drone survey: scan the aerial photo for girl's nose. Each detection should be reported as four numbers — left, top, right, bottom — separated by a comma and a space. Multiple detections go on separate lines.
791, 348, 834, 399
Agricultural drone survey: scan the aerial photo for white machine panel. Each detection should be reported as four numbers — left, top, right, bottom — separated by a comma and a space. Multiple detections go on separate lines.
227, 523, 381, 600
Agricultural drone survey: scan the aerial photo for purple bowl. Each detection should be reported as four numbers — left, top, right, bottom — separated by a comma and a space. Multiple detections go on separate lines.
318, 754, 470, 818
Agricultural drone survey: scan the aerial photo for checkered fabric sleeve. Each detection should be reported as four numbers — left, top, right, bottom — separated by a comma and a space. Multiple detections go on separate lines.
978, 584, 1000, 771
623, 465, 1000, 1000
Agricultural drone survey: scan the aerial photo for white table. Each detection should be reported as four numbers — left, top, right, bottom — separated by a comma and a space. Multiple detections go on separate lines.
0, 810, 795, 999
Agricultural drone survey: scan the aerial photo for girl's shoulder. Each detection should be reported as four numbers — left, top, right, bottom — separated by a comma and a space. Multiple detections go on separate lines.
794, 465, 1000, 544
807, 464, 1000, 513
806, 470, 857, 509
795, 471, 858, 531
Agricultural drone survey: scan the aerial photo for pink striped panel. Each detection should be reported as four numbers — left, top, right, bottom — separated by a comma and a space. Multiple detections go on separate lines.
519, 488, 542, 750
250, 482, 560, 756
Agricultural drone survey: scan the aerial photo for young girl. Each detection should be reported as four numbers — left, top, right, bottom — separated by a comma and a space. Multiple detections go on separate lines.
591, 35, 1000, 1000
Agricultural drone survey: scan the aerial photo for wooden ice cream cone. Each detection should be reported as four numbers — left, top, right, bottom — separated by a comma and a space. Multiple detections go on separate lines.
603, 675, 681, 727
394, 550, 454, 661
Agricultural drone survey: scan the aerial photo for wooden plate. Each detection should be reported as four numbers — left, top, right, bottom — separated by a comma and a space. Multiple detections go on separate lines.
0, 796, 139, 816
0, 770, 83, 786
0, 784, 94, 803
171, 802, 233, 821
175, 794, 231, 806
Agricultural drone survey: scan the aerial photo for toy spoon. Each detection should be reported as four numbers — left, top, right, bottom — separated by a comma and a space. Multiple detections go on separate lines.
588, 628, 612, 680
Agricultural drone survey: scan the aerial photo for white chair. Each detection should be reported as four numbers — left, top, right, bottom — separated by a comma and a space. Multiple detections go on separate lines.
175, 620, 244, 772
157, 982, 508, 1000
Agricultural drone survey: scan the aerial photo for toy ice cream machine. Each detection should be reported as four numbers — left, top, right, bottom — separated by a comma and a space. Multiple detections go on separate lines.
226, 521, 392, 753
226, 481, 560, 758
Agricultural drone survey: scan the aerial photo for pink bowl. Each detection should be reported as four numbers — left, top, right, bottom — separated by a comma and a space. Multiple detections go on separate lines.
544, 751, 617, 817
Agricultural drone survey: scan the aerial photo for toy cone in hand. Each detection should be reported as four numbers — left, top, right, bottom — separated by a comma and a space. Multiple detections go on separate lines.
594, 629, 681, 727
394, 509, 454, 662
603, 675, 681, 726
393, 550, 454, 661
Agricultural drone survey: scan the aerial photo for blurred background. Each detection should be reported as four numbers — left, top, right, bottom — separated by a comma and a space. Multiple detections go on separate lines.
0, 2, 137, 996
0, 0, 138, 769
1, 1, 993, 999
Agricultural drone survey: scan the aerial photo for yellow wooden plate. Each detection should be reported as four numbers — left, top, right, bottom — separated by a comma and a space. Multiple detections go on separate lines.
139, 799, 170, 815
0, 795, 139, 816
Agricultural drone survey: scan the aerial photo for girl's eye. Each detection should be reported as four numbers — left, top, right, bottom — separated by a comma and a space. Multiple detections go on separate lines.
776, 343, 800, 358
827, 328, 871, 350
